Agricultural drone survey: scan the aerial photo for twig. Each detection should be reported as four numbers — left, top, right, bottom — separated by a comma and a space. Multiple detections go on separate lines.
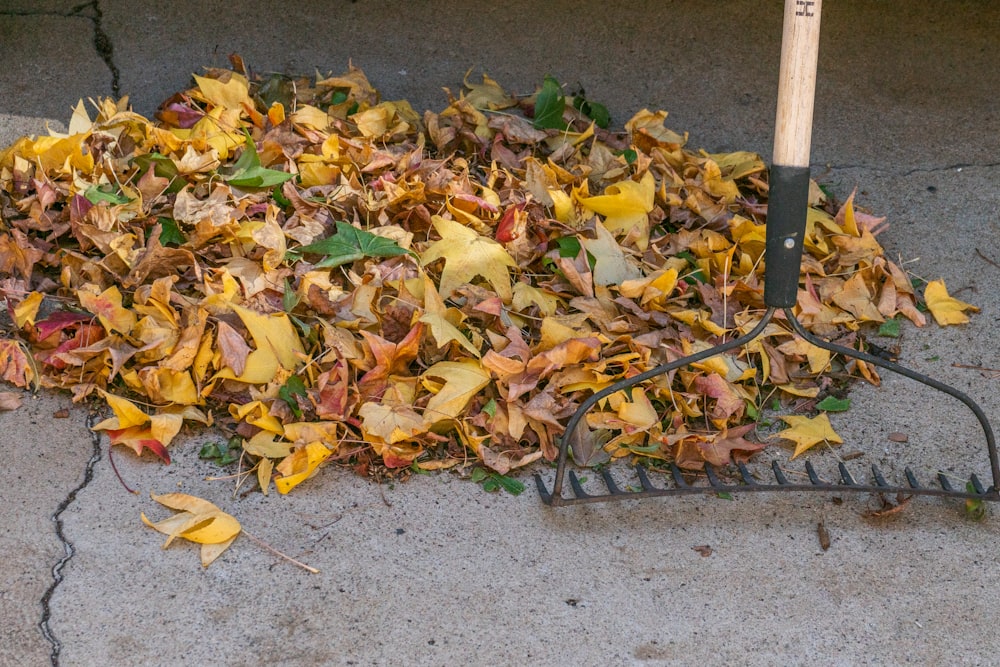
241, 529, 319, 574
953, 363, 1000, 379
975, 249, 1000, 270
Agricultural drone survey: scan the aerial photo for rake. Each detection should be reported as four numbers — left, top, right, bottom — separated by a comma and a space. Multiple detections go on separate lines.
535, 0, 999, 507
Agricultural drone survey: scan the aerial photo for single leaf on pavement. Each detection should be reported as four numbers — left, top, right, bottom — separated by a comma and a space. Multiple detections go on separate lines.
773, 413, 844, 459
925, 279, 979, 326
141, 492, 241, 566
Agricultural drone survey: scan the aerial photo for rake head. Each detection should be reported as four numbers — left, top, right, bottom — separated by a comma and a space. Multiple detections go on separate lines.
534, 307, 1000, 507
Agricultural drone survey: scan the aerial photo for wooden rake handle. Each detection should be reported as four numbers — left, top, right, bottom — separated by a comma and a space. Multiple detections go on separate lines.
764, 0, 823, 308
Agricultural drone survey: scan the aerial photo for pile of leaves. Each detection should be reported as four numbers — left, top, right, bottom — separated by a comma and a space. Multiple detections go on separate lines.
0, 59, 978, 494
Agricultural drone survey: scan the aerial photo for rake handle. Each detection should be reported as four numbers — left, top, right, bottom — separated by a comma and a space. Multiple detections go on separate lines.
765, 0, 822, 308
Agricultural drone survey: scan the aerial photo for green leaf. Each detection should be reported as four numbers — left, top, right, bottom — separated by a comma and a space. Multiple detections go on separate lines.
158, 217, 186, 247
470, 467, 488, 483
134, 153, 184, 193
816, 396, 851, 412
621, 148, 638, 165
482, 398, 497, 418
572, 94, 610, 129
292, 220, 413, 269
282, 278, 299, 312
278, 375, 308, 419
533, 76, 566, 130
272, 184, 292, 208
84, 185, 130, 205
966, 481, 987, 521
224, 134, 295, 189
878, 318, 901, 338
199, 437, 241, 466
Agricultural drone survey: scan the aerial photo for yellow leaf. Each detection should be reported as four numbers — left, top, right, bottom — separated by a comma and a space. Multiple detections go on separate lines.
230, 400, 284, 435
420, 216, 517, 301
511, 283, 561, 317
215, 305, 304, 384
243, 431, 293, 459
773, 413, 844, 459
193, 73, 253, 112
142, 492, 241, 567
274, 442, 332, 494
12, 292, 43, 328
925, 279, 979, 326
94, 390, 149, 429
78, 285, 137, 335
418, 273, 481, 357
577, 172, 656, 249
359, 401, 428, 444
421, 359, 491, 425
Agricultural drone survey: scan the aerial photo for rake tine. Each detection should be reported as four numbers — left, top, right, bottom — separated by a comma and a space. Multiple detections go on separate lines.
904, 468, 921, 490
772, 461, 789, 485
871, 465, 889, 488
737, 463, 758, 486
600, 469, 624, 495
805, 461, 821, 485
534, 474, 552, 503
704, 465, 723, 489
568, 471, 591, 498
635, 465, 657, 492
670, 463, 690, 489
838, 462, 856, 487
938, 473, 954, 493
970, 474, 985, 495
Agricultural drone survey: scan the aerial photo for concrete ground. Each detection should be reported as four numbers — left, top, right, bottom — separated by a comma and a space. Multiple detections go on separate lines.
1, 1, 999, 665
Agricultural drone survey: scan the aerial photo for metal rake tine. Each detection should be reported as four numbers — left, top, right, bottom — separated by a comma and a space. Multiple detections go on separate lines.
600, 469, 625, 495
534, 474, 553, 503
838, 462, 857, 487
670, 463, 690, 489
704, 465, 723, 489
970, 474, 985, 495
737, 463, 758, 486
871, 465, 889, 488
635, 465, 657, 492
772, 461, 789, 485
938, 473, 954, 493
568, 471, 591, 499
904, 468, 921, 490
805, 461, 821, 485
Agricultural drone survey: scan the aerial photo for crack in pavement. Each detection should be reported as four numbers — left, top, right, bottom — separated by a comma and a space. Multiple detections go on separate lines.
0, 1, 120, 98
38, 412, 103, 667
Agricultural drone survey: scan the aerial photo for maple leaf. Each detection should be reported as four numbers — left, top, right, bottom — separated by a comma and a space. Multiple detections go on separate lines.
420, 215, 517, 301
576, 172, 656, 250
421, 359, 492, 425
418, 273, 481, 358
292, 220, 413, 269
773, 413, 844, 459
141, 492, 241, 567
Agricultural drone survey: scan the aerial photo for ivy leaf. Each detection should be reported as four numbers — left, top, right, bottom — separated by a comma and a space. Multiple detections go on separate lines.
292, 220, 413, 269
223, 134, 295, 189
532, 76, 566, 130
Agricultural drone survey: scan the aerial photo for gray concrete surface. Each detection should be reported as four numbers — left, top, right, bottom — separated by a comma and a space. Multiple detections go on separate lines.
1, 1, 999, 665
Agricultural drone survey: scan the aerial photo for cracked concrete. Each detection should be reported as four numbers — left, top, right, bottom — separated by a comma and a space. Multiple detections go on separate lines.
1, 1, 1000, 665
